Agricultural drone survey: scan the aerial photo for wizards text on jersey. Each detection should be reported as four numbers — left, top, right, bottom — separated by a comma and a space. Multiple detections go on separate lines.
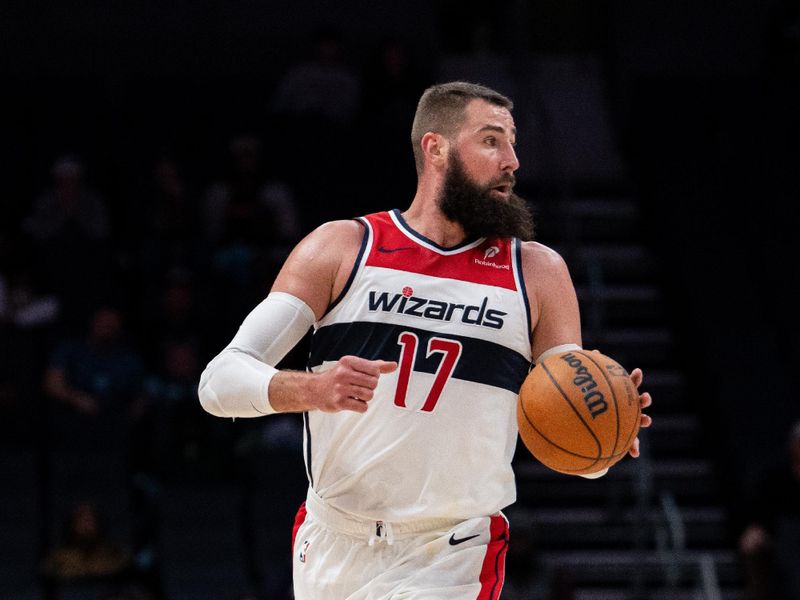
367, 290, 507, 329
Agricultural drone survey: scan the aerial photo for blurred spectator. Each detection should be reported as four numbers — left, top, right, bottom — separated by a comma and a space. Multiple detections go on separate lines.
203, 134, 300, 248
137, 269, 207, 357
236, 411, 306, 600
271, 28, 362, 125
435, 0, 505, 55
0, 235, 60, 443
739, 420, 800, 600
0, 271, 60, 329
147, 155, 197, 243
0, 246, 60, 329
24, 155, 110, 243
129, 337, 220, 600
43, 501, 130, 581
43, 305, 145, 450
360, 38, 428, 211
134, 337, 231, 480
270, 28, 363, 224
362, 38, 426, 117
203, 135, 300, 333
23, 155, 114, 325
133, 153, 204, 276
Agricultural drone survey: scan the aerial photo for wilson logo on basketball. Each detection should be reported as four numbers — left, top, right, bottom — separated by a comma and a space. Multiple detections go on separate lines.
560, 352, 608, 418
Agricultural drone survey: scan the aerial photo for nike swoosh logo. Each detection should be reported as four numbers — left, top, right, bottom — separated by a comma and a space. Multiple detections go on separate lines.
448, 533, 480, 546
377, 246, 415, 253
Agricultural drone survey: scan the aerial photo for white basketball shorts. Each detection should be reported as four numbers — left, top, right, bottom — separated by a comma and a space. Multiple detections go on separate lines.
291, 489, 510, 600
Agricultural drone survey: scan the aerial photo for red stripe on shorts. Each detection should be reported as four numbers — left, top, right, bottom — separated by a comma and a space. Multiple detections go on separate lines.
291, 502, 308, 556
476, 515, 509, 600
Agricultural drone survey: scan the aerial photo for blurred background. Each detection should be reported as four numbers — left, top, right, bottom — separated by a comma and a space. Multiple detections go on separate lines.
1, 0, 799, 599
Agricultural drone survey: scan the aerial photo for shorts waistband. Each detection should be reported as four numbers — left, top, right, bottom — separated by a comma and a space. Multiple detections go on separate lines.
304, 488, 463, 543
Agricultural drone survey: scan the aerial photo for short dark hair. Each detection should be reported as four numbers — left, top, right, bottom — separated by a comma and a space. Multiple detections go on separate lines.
411, 81, 513, 175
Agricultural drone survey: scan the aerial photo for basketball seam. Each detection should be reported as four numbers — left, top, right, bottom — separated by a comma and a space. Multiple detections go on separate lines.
518, 401, 604, 464
541, 361, 603, 458
579, 351, 641, 470
517, 362, 603, 470
519, 397, 602, 460
577, 350, 621, 459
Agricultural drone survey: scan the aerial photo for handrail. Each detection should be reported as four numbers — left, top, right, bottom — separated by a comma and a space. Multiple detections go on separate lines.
658, 491, 723, 600
658, 491, 684, 588
661, 491, 686, 551
698, 553, 723, 600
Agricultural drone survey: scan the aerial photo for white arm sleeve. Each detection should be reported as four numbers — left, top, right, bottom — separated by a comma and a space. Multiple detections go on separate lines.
534, 342, 582, 364
579, 468, 608, 479
198, 292, 316, 418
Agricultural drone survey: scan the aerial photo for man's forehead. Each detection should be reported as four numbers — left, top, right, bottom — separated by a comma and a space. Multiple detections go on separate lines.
463, 99, 516, 134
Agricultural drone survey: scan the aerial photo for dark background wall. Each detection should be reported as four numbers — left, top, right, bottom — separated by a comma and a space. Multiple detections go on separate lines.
612, 0, 800, 494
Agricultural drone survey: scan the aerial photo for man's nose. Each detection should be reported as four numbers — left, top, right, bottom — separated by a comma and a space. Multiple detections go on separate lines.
501, 144, 519, 173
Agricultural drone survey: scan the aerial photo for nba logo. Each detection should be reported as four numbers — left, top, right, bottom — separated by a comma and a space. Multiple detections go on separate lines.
299, 540, 310, 563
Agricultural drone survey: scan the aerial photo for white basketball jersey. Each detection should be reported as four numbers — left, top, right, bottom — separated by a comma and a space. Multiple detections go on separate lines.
304, 210, 533, 522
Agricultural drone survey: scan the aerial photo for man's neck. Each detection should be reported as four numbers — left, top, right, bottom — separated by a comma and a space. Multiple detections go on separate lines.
402, 190, 468, 248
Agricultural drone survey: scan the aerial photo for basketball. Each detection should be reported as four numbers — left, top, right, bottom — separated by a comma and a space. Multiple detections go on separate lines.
517, 349, 640, 475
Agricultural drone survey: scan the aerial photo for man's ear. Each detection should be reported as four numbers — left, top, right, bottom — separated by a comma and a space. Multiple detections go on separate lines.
420, 132, 449, 169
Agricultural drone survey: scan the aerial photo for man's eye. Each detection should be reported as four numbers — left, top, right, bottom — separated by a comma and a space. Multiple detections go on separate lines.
484, 137, 496, 146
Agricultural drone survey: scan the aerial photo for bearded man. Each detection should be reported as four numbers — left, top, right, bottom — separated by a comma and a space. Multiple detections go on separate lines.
199, 81, 652, 599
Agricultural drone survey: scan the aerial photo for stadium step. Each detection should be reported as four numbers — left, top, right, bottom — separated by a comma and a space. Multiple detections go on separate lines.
537, 548, 740, 585
648, 413, 705, 459
567, 244, 662, 284
514, 456, 722, 506
0, 449, 40, 598
582, 327, 676, 370
572, 586, 746, 600
158, 483, 249, 598
576, 283, 668, 327
638, 368, 688, 411
511, 504, 729, 550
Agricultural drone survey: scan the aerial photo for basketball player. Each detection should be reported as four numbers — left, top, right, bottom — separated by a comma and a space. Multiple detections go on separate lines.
199, 81, 653, 599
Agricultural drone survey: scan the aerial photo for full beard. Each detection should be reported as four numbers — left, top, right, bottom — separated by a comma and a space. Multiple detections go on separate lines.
438, 152, 534, 241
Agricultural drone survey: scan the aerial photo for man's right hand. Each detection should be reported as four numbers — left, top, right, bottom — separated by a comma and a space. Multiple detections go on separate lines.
268, 356, 397, 414
309, 356, 398, 413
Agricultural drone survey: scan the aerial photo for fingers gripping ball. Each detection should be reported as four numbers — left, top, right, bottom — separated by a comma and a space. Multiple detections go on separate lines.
517, 350, 641, 475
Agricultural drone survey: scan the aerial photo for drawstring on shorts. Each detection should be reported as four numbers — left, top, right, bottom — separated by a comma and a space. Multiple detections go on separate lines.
368, 520, 395, 546
305, 487, 459, 547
